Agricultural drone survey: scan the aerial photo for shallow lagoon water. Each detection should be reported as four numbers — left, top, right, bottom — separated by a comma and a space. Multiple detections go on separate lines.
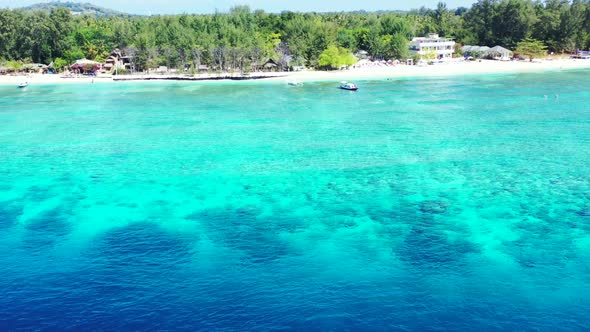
1, 72, 590, 330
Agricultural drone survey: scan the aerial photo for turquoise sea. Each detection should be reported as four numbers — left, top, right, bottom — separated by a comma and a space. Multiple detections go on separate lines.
1, 71, 589, 331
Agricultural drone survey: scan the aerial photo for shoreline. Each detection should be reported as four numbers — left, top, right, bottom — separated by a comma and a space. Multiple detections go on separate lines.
1, 59, 589, 85
277, 58, 590, 82
112, 73, 288, 82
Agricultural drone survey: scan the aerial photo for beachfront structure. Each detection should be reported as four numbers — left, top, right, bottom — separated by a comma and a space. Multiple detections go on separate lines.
21, 63, 49, 73
252, 58, 280, 72
71, 59, 101, 73
410, 34, 455, 59
263, 59, 279, 71
104, 49, 135, 73
486, 46, 512, 60
355, 50, 369, 59
104, 49, 122, 71
462, 45, 512, 60
461, 45, 490, 56
573, 50, 590, 59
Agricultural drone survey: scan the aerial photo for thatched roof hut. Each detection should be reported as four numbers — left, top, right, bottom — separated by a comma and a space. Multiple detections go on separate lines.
71, 59, 101, 72
461, 45, 490, 54
263, 58, 278, 69
485, 46, 512, 58
462, 45, 512, 59
71, 58, 101, 67
21, 63, 48, 73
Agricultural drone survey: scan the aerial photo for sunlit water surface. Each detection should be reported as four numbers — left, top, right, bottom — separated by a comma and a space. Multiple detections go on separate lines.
1, 72, 589, 330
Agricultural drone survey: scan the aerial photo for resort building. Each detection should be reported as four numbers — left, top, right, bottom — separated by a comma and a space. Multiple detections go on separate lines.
104, 49, 135, 73
410, 34, 455, 59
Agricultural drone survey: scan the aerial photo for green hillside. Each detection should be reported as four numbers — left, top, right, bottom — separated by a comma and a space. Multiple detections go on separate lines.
21, 1, 128, 16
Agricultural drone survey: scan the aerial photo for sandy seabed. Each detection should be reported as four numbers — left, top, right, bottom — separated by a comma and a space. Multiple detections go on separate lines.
1, 58, 589, 85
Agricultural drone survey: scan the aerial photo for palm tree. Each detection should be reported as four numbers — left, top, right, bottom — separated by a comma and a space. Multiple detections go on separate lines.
431, 2, 449, 35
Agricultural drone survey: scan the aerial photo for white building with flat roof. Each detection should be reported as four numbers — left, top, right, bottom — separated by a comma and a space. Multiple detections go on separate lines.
410, 34, 455, 59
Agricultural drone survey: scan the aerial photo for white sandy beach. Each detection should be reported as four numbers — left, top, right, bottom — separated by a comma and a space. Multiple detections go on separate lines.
1, 58, 589, 85
281, 58, 590, 82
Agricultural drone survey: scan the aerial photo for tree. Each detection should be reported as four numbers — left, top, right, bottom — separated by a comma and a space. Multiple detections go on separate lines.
336, 29, 356, 49
48, 8, 73, 59
422, 50, 438, 61
340, 49, 357, 67
0, 10, 21, 59
191, 47, 203, 73
387, 33, 410, 60
515, 38, 547, 61
64, 48, 85, 64
53, 57, 68, 72
6, 60, 22, 72
276, 42, 291, 71
492, 0, 537, 49
431, 2, 451, 36
318, 45, 340, 69
212, 46, 227, 71
16, 12, 54, 63
455, 7, 469, 16
0, 2, 586, 69
463, 0, 498, 46
381, 14, 412, 39
318, 45, 356, 70
122, 46, 138, 73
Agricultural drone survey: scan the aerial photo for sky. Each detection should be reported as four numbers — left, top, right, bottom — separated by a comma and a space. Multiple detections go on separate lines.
1, 0, 474, 15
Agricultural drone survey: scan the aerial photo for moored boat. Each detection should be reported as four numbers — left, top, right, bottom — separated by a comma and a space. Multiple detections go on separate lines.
340, 81, 358, 91
18, 82, 29, 88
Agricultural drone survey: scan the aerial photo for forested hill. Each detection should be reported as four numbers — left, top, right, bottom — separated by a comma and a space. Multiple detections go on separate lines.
21, 2, 128, 16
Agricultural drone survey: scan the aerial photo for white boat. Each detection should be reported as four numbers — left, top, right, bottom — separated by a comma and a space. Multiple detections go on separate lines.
18, 82, 29, 88
340, 81, 358, 91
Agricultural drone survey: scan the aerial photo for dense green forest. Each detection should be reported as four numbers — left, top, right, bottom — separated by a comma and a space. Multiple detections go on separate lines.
1, 0, 590, 72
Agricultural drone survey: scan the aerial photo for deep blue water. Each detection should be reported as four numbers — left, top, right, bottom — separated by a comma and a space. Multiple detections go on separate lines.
1, 72, 590, 331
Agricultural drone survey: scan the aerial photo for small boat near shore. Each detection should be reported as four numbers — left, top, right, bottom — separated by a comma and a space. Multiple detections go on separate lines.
340, 81, 358, 91
18, 82, 29, 88
287, 80, 303, 86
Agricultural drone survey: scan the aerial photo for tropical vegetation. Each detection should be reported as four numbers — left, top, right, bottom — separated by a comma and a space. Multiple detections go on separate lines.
1, 0, 590, 72
515, 38, 550, 61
